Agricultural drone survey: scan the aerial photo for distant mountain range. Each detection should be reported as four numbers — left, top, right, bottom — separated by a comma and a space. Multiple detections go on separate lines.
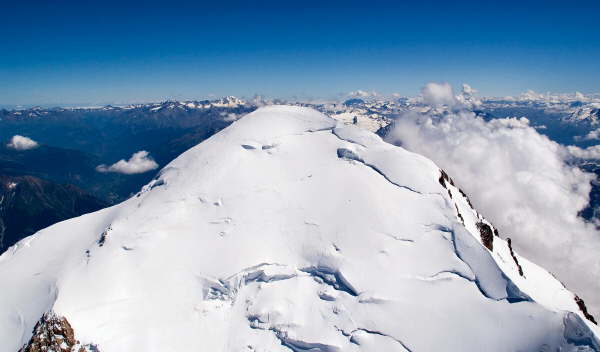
0, 98, 256, 254
2, 94, 600, 256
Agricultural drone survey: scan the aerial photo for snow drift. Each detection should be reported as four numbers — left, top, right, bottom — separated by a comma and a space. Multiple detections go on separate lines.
0, 106, 598, 352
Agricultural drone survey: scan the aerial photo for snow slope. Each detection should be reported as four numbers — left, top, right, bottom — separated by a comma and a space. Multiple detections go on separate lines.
1, 106, 598, 352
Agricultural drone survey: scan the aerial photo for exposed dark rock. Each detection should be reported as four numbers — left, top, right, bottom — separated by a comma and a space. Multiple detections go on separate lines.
506, 238, 524, 277
575, 295, 598, 325
458, 188, 474, 208
438, 169, 455, 187
18, 311, 99, 352
476, 222, 494, 251
455, 205, 464, 224
97, 228, 110, 247
438, 169, 449, 187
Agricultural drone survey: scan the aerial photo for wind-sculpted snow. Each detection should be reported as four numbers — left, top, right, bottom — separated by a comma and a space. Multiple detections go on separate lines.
0, 106, 598, 351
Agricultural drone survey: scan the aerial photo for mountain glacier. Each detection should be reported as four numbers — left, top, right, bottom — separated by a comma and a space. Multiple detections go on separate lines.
1, 106, 598, 351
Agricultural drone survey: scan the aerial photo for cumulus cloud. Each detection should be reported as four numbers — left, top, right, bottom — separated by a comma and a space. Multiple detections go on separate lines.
96, 151, 159, 175
220, 111, 240, 122
387, 88, 600, 316
575, 128, 600, 141
456, 83, 482, 108
6, 135, 39, 150
567, 145, 600, 159
421, 82, 457, 107
419, 82, 481, 109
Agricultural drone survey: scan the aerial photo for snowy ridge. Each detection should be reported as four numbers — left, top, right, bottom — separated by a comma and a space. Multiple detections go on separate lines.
566, 104, 600, 125
0, 96, 247, 116
440, 167, 599, 328
0, 106, 599, 351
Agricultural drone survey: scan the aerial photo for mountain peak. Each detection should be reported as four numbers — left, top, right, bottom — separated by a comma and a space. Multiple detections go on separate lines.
2, 106, 598, 351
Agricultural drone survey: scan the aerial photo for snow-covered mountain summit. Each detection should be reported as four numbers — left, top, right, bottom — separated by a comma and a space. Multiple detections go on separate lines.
565, 104, 600, 125
1, 106, 598, 351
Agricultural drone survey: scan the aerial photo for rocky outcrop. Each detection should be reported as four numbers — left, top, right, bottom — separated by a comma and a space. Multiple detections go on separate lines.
19, 312, 99, 352
476, 222, 494, 251
506, 238, 524, 277
575, 296, 598, 325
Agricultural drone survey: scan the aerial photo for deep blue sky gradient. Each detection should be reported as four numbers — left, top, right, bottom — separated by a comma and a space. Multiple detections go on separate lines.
1, 0, 599, 105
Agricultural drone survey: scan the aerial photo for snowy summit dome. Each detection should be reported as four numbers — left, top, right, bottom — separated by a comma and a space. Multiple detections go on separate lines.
1, 106, 599, 351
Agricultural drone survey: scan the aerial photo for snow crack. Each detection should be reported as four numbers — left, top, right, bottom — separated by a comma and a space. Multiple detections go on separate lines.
350, 328, 413, 352
201, 263, 299, 302
331, 129, 368, 147
380, 232, 415, 243
450, 228, 531, 304
419, 270, 476, 283
336, 148, 422, 195
306, 126, 336, 133
248, 319, 341, 352
300, 266, 359, 297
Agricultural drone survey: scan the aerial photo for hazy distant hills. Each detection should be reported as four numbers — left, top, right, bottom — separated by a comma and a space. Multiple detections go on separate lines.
0, 144, 100, 184
0, 100, 253, 163
0, 174, 107, 253
0, 100, 255, 254
0, 100, 255, 201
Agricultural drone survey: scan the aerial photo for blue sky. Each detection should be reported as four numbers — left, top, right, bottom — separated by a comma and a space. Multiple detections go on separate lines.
1, 0, 599, 105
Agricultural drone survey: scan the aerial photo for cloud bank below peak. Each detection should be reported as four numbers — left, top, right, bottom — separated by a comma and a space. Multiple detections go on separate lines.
386, 83, 600, 317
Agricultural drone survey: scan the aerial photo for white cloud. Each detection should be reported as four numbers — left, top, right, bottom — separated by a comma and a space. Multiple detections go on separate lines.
96, 151, 159, 175
6, 135, 39, 150
575, 128, 600, 141
220, 111, 240, 122
387, 92, 600, 317
567, 145, 600, 159
421, 82, 457, 107
461, 83, 476, 96
456, 83, 482, 108
520, 89, 545, 101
